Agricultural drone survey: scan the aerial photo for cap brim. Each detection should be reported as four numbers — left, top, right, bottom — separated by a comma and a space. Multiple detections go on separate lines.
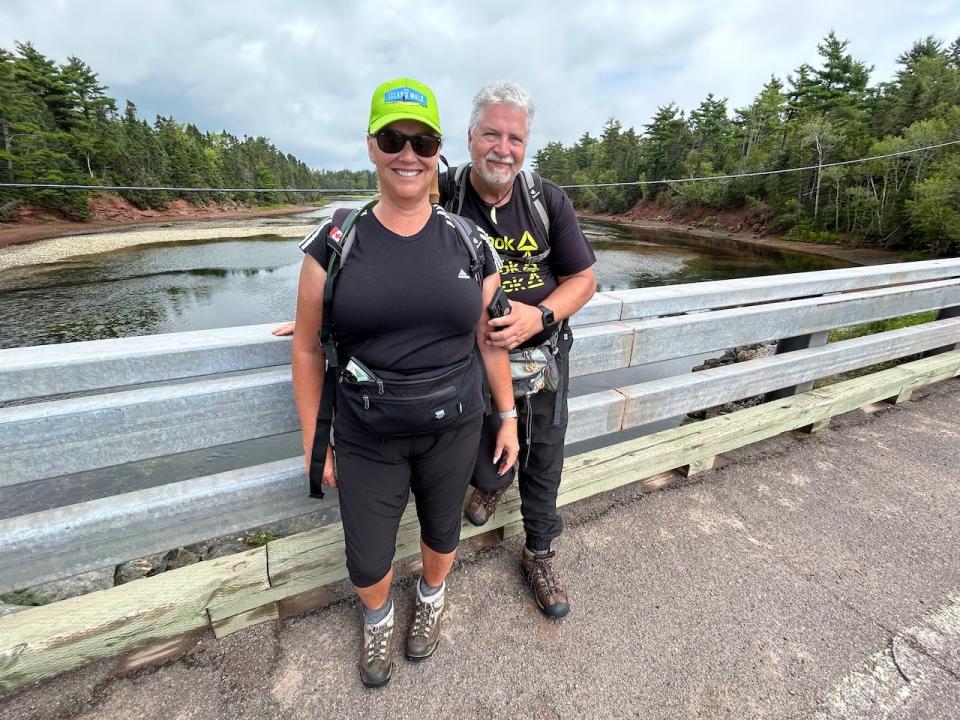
369, 112, 441, 136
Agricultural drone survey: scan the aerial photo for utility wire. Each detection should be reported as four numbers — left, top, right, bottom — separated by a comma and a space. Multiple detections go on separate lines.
0, 138, 957, 194
0, 183, 378, 193
557, 138, 960, 189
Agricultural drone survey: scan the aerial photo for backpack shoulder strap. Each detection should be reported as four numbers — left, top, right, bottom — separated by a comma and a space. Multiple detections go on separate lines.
444, 162, 472, 215
518, 170, 551, 241
320, 201, 376, 366
438, 206, 485, 286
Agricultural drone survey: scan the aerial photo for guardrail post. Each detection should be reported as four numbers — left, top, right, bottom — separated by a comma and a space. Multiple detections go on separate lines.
924, 306, 960, 357
763, 330, 831, 401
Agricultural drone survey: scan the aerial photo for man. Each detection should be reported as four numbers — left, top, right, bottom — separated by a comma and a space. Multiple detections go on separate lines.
445, 81, 596, 619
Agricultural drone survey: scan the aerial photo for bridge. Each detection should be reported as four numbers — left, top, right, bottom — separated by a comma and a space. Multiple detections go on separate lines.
1, 259, 959, 716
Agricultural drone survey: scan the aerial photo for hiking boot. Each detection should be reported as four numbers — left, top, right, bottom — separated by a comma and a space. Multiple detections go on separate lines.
358, 610, 395, 688
521, 548, 570, 619
405, 585, 445, 661
465, 486, 507, 526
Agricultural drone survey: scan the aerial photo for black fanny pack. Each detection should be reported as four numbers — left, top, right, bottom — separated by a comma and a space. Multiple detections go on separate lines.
337, 355, 474, 436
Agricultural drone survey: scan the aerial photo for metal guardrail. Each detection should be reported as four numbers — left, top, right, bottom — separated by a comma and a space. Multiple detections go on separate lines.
2, 259, 960, 593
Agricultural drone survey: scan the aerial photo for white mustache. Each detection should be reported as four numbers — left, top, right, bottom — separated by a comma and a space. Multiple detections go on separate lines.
485, 152, 514, 165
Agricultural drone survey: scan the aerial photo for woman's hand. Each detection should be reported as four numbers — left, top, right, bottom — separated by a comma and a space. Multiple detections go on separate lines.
494, 418, 520, 476
305, 442, 337, 487
322, 443, 338, 488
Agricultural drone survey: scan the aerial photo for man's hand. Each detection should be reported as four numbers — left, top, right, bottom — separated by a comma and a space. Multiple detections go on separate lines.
272, 321, 295, 337
486, 301, 543, 350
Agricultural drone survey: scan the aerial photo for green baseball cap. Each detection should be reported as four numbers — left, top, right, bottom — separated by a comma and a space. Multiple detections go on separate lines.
368, 78, 442, 136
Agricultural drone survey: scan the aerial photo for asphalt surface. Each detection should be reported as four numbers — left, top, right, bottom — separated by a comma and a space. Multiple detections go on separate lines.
3, 378, 959, 720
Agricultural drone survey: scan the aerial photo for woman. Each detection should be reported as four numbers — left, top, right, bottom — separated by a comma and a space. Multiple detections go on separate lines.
291, 77, 518, 689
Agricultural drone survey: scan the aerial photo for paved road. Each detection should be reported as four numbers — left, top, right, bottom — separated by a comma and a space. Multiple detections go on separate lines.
4, 379, 959, 720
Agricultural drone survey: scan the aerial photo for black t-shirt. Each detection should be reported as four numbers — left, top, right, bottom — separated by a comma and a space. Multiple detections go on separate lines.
301, 205, 500, 373
455, 171, 596, 347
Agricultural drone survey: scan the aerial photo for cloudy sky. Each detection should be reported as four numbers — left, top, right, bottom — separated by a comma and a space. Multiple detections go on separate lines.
2, 1, 959, 173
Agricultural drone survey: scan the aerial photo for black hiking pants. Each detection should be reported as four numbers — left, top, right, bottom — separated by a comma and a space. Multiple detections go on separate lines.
471, 328, 572, 552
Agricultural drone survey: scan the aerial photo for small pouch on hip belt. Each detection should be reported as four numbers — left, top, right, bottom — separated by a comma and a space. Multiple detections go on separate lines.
509, 331, 560, 399
337, 356, 473, 436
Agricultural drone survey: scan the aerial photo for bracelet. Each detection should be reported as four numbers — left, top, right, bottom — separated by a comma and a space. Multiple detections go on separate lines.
497, 408, 518, 420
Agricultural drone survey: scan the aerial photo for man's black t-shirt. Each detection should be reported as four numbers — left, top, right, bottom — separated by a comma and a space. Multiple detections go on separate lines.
456, 171, 596, 347
301, 205, 500, 373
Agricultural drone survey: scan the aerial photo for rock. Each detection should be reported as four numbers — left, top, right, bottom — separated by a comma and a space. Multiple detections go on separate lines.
202, 540, 250, 561
115, 554, 165, 585
161, 547, 202, 572
24, 567, 115, 603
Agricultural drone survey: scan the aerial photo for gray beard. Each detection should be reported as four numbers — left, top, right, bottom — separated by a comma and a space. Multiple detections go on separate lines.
474, 161, 515, 188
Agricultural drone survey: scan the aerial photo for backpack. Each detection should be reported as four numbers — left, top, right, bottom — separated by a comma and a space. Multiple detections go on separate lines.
440, 159, 551, 254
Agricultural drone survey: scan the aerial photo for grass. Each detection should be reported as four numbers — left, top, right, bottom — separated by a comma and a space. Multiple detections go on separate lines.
784, 227, 844, 244
244, 531, 279, 548
817, 310, 940, 386
828, 311, 937, 343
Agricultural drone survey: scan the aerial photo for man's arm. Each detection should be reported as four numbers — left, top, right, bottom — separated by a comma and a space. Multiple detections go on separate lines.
486, 268, 596, 350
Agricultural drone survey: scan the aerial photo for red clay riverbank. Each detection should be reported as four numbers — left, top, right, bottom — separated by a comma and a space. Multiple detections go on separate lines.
0, 196, 323, 251
581, 211, 905, 267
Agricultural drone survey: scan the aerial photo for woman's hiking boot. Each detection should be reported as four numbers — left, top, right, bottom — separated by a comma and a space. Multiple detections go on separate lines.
521, 548, 570, 618
465, 486, 507, 526
405, 583, 445, 661
358, 609, 395, 688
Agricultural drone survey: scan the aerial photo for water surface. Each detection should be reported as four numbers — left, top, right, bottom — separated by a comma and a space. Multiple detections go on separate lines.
0, 208, 842, 349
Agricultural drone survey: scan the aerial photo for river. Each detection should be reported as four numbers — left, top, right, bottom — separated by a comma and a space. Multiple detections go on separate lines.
0, 204, 843, 350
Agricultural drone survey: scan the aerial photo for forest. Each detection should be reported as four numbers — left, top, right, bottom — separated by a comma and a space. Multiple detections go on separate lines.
3, 35, 959, 254
0, 42, 376, 220
534, 33, 960, 255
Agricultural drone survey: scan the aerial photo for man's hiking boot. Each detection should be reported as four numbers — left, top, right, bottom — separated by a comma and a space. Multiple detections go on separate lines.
405, 585, 445, 661
521, 548, 570, 619
465, 486, 507, 526
358, 610, 395, 688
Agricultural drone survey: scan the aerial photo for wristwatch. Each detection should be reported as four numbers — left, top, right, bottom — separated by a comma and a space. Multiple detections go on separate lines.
537, 304, 556, 329
498, 408, 518, 420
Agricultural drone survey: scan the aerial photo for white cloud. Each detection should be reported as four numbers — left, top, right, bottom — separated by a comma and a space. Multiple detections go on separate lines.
1, 0, 958, 172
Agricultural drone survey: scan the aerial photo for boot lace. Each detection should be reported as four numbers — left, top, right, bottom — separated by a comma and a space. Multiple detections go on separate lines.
531, 558, 564, 597
410, 599, 438, 639
365, 622, 392, 662
476, 487, 505, 513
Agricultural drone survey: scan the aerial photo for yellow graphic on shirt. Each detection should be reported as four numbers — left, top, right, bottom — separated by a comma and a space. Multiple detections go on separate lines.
490, 229, 546, 293
516, 231, 539, 254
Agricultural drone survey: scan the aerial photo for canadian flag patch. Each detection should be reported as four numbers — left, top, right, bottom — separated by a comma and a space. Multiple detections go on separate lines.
329, 226, 343, 242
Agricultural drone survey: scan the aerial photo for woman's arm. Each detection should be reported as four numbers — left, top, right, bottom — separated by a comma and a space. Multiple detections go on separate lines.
476, 274, 519, 475
290, 255, 329, 481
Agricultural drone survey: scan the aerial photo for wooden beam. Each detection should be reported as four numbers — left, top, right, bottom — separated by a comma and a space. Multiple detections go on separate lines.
0, 545, 269, 692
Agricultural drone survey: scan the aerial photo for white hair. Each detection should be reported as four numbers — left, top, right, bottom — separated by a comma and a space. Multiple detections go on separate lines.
468, 80, 535, 134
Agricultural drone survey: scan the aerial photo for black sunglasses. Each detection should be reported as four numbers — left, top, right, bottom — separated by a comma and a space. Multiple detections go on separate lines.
372, 130, 442, 158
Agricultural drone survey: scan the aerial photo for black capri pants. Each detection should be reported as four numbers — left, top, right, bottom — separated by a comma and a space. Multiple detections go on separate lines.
333, 410, 482, 588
